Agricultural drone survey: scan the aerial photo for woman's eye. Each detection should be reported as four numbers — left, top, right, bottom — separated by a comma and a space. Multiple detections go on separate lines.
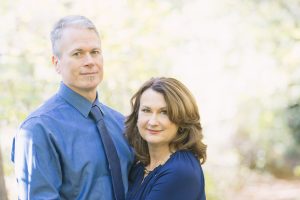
141, 108, 150, 113
161, 110, 168, 115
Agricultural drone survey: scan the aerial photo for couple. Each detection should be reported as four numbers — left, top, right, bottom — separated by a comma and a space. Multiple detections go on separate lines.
12, 15, 207, 200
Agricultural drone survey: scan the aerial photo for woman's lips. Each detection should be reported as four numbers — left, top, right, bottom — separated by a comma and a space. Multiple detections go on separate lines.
147, 129, 162, 135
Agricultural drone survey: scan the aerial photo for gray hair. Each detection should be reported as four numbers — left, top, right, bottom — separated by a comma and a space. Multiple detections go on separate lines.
50, 15, 100, 57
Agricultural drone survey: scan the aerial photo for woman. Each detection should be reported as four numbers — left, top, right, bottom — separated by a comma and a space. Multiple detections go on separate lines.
125, 77, 207, 200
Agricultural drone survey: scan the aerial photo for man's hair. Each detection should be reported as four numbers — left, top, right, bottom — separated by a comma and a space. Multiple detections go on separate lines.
50, 15, 99, 57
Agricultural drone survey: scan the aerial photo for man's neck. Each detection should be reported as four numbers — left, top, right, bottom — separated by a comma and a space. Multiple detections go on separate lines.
67, 85, 97, 102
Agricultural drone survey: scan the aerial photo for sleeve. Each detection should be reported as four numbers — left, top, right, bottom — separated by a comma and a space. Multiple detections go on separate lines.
145, 164, 205, 200
13, 118, 62, 200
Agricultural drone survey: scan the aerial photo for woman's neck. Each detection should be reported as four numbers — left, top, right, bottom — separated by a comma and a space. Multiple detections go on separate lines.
147, 145, 173, 171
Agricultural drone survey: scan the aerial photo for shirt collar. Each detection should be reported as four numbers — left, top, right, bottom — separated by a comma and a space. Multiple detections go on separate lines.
58, 82, 104, 118
92, 94, 106, 116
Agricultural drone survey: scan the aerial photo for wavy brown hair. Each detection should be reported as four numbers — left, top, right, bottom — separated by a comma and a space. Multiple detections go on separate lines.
125, 77, 207, 166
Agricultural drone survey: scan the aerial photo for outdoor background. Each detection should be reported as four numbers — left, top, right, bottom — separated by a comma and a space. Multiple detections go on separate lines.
1, 0, 300, 199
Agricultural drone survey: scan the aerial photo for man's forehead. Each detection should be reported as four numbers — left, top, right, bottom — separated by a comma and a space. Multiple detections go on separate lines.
60, 26, 99, 38
58, 28, 101, 51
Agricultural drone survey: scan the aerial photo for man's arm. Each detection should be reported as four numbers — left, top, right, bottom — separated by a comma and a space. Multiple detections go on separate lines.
13, 118, 62, 199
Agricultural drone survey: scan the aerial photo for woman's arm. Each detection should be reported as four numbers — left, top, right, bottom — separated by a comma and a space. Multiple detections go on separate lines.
145, 165, 205, 200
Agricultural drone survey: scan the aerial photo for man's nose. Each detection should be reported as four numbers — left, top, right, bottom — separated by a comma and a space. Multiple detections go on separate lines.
83, 53, 94, 66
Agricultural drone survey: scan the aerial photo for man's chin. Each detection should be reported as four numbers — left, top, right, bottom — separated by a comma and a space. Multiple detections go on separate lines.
81, 79, 102, 88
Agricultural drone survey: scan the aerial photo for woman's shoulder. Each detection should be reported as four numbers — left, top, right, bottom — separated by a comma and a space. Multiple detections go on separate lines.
164, 150, 203, 176
155, 150, 205, 191
169, 150, 200, 165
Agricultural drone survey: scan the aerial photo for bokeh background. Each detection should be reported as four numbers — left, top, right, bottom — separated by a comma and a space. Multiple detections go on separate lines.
1, 0, 300, 199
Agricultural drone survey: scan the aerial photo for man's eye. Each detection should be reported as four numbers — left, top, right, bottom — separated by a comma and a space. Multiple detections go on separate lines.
91, 50, 101, 55
73, 52, 81, 56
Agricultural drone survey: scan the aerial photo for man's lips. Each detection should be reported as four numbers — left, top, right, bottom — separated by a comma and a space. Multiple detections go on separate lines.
80, 72, 98, 75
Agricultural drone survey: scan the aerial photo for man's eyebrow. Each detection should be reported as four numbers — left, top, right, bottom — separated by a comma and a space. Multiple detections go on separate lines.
70, 48, 83, 53
91, 48, 101, 51
70, 47, 101, 54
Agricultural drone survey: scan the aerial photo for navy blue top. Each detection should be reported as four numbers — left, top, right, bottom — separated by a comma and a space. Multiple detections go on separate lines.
126, 150, 206, 200
11, 82, 134, 200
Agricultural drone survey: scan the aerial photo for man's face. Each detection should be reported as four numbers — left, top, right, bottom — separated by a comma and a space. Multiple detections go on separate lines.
53, 27, 103, 99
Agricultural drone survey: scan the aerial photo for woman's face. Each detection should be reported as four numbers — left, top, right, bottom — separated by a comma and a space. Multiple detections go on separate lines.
137, 88, 178, 149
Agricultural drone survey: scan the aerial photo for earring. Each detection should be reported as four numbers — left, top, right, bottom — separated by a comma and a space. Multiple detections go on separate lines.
178, 127, 184, 134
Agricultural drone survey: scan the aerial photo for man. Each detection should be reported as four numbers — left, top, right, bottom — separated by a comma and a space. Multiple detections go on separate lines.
12, 15, 134, 199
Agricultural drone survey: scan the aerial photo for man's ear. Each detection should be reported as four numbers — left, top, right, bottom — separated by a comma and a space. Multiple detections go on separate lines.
52, 55, 61, 74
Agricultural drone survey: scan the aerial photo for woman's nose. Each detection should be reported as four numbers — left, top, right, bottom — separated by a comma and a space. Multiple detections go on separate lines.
148, 114, 159, 126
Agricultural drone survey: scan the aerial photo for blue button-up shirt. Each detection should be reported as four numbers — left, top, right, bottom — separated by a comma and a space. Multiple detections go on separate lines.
12, 82, 134, 200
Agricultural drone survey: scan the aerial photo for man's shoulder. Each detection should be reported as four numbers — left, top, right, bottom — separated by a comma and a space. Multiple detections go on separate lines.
100, 103, 124, 120
21, 94, 65, 126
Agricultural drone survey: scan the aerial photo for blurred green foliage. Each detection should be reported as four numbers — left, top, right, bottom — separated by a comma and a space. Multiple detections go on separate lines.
287, 104, 300, 145
205, 172, 221, 200
232, 0, 300, 179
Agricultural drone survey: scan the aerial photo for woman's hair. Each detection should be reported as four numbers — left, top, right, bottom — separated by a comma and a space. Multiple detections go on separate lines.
125, 77, 207, 166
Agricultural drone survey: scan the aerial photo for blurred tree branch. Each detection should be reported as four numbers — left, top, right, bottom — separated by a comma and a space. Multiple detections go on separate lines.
0, 149, 8, 200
